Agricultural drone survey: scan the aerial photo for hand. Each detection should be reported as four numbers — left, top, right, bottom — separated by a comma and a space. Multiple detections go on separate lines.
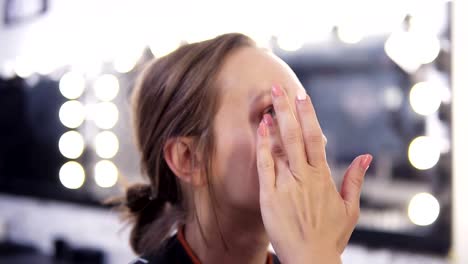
256, 84, 372, 264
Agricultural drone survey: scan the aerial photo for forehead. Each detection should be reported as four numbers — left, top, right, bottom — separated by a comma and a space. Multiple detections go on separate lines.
216, 47, 302, 102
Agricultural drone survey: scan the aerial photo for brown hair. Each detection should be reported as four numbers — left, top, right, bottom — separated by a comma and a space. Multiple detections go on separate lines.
122, 33, 255, 255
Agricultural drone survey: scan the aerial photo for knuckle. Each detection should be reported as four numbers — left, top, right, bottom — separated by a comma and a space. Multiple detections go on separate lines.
349, 174, 364, 189
307, 149, 327, 167
281, 128, 302, 146
257, 157, 273, 170
310, 164, 331, 183
271, 144, 286, 158
289, 166, 304, 179
304, 132, 324, 144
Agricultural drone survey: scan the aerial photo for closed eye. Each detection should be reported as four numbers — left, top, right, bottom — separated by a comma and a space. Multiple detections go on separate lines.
261, 105, 276, 120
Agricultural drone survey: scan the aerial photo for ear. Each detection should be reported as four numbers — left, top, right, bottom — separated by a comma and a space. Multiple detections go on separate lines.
164, 137, 205, 186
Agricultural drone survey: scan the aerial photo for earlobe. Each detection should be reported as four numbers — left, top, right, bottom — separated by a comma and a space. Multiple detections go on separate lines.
164, 137, 204, 186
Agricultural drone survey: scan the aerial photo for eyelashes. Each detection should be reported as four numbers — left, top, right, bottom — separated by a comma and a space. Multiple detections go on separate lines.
261, 105, 276, 120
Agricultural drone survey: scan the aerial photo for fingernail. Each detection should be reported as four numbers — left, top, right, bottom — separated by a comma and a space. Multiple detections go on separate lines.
359, 154, 373, 171
272, 84, 283, 97
296, 89, 307, 102
263, 114, 274, 127
258, 120, 267, 137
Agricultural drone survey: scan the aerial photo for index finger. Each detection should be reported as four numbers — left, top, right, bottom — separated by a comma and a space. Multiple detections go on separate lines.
256, 119, 276, 193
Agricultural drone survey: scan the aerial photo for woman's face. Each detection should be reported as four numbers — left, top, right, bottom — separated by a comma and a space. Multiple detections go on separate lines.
210, 46, 306, 214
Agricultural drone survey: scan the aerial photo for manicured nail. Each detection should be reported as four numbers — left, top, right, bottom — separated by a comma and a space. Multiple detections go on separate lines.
359, 154, 373, 171
263, 114, 274, 127
296, 89, 307, 102
258, 120, 267, 137
272, 84, 283, 97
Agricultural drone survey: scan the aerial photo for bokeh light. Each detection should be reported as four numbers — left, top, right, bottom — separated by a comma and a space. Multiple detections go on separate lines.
59, 101, 85, 128
94, 160, 119, 188
92, 102, 119, 129
59, 71, 86, 99
337, 25, 363, 44
59, 161, 85, 189
385, 31, 420, 73
58, 131, 85, 159
276, 35, 304, 52
94, 131, 119, 159
14, 57, 34, 78
383, 86, 404, 110
408, 136, 441, 170
409, 82, 442, 116
114, 55, 138, 73
384, 31, 440, 73
93, 74, 120, 101
149, 39, 181, 58
416, 33, 440, 64
408, 192, 440, 226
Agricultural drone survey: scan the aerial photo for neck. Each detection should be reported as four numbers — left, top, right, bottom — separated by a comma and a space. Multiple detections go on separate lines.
184, 206, 270, 264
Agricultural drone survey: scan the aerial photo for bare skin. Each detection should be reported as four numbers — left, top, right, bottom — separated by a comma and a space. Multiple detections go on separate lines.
165, 46, 372, 264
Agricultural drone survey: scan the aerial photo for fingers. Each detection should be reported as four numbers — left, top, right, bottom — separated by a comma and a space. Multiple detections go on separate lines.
271, 84, 307, 173
264, 113, 292, 186
263, 114, 288, 160
340, 154, 373, 217
295, 92, 327, 167
257, 119, 276, 193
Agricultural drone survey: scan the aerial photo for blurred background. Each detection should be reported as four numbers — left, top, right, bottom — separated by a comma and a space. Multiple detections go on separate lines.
0, 0, 466, 263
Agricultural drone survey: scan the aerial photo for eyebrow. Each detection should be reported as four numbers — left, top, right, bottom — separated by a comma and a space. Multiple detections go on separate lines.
250, 89, 270, 107
250, 83, 292, 107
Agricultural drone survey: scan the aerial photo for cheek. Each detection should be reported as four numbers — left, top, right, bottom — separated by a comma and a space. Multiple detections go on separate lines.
213, 127, 261, 207
218, 128, 256, 180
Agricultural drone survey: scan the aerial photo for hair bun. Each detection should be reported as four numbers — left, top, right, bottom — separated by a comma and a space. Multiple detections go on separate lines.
125, 183, 154, 213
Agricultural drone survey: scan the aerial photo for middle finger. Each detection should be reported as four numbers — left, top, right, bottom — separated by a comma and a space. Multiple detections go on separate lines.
271, 84, 307, 174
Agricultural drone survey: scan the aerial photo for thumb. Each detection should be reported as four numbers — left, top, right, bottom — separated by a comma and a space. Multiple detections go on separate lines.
340, 154, 373, 214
